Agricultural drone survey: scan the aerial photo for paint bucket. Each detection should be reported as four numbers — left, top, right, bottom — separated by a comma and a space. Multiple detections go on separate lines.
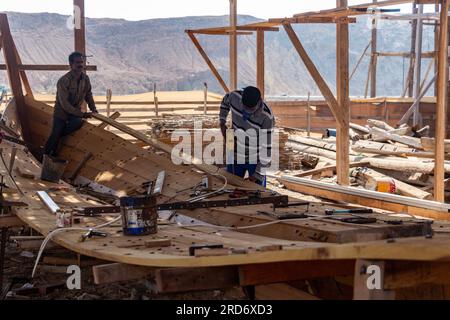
120, 195, 157, 236
376, 177, 397, 194
41, 155, 68, 183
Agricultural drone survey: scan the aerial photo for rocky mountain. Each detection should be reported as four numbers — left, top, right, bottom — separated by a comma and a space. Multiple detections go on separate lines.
0, 11, 436, 96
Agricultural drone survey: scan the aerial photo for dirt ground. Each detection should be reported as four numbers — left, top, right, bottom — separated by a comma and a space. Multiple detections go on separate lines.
1, 228, 247, 300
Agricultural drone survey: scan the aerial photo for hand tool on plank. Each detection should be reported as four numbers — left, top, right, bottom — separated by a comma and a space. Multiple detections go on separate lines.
325, 208, 373, 215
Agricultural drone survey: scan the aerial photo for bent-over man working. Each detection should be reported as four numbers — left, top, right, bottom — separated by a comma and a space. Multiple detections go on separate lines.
44, 52, 97, 157
219, 86, 275, 186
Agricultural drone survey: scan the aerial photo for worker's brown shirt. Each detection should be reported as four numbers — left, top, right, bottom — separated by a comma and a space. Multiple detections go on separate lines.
54, 71, 97, 120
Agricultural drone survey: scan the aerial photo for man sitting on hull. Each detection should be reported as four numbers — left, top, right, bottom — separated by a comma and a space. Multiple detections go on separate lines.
43, 51, 98, 157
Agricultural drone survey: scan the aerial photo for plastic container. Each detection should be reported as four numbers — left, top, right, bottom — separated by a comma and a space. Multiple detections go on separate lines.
120, 195, 157, 236
41, 155, 68, 183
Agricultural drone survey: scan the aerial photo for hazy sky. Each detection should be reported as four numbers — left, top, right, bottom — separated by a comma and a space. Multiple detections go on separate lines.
0, 0, 415, 20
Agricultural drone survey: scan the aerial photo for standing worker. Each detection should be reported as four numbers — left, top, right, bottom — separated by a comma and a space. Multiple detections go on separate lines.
219, 86, 275, 186
43, 52, 98, 157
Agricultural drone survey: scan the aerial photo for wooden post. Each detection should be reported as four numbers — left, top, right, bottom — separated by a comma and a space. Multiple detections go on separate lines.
413, 4, 424, 126
187, 32, 230, 93
369, 0, 378, 98
230, 0, 238, 91
434, 3, 439, 97
0, 14, 31, 143
106, 89, 112, 118
306, 92, 311, 137
434, 0, 449, 203
153, 83, 159, 117
203, 82, 208, 115
336, 0, 350, 186
406, 2, 418, 98
74, 0, 86, 55
105, 89, 112, 130
256, 29, 265, 98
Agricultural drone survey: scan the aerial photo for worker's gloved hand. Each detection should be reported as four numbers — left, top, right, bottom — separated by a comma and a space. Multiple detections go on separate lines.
83, 112, 93, 119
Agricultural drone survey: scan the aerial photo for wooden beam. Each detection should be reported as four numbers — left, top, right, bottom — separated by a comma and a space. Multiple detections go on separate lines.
92, 263, 155, 285
230, 0, 238, 91
0, 65, 97, 71
280, 176, 450, 220
155, 266, 238, 293
186, 32, 230, 93
434, 0, 449, 202
336, 0, 350, 186
239, 260, 355, 286
0, 14, 32, 143
256, 29, 265, 98
282, 23, 344, 127
74, 0, 86, 55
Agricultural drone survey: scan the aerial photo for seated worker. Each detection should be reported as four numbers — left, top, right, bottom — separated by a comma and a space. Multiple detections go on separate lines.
219, 86, 275, 186
43, 51, 98, 157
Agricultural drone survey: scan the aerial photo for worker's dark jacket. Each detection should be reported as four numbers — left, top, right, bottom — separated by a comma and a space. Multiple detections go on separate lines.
54, 71, 97, 120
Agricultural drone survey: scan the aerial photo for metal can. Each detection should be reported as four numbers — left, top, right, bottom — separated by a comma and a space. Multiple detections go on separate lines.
120, 196, 157, 236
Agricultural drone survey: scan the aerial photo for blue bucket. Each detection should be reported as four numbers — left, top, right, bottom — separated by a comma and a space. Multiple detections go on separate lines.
120, 196, 157, 236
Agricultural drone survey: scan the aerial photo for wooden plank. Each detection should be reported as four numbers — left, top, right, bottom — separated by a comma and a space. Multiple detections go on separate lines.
239, 260, 355, 286
0, 14, 31, 143
155, 266, 238, 293
336, 0, 350, 186
92, 263, 156, 285
187, 32, 230, 93
281, 176, 450, 220
256, 29, 265, 98
230, 0, 237, 91
283, 23, 344, 128
434, 0, 449, 202
96, 111, 120, 130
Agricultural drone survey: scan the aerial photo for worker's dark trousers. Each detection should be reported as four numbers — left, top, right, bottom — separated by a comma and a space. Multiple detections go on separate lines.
44, 115, 84, 156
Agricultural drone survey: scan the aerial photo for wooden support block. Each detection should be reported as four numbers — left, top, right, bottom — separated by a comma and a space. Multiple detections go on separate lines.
155, 266, 238, 293
239, 260, 355, 286
353, 259, 395, 300
93, 263, 156, 285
